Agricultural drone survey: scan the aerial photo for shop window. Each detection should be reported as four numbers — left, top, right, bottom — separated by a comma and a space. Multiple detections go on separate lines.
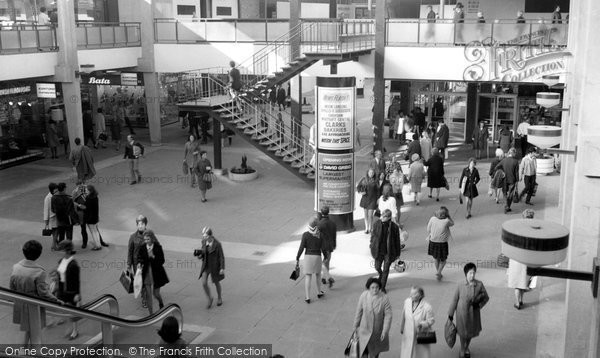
177, 5, 196, 16
216, 6, 232, 16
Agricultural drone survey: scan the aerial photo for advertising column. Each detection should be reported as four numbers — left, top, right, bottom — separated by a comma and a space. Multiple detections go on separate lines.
315, 77, 356, 232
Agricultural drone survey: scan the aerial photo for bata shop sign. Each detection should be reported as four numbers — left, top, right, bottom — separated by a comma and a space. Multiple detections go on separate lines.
463, 28, 569, 83
84, 73, 144, 86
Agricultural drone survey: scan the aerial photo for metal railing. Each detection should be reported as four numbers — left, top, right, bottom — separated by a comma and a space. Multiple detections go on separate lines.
154, 18, 290, 43
0, 24, 57, 53
76, 22, 141, 49
386, 18, 569, 46
0, 286, 183, 344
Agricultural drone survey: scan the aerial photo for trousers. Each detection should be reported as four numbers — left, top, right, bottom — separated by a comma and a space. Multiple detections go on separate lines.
374, 255, 393, 290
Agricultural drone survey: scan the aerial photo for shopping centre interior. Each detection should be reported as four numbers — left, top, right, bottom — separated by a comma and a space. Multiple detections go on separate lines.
1, 0, 599, 357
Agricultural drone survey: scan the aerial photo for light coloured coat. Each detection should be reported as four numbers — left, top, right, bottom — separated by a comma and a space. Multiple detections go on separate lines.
353, 290, 392, 357
400, 297, 435, 358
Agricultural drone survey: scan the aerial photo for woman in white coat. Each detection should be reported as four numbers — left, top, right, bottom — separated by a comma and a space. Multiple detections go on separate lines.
400, 286, 435, 358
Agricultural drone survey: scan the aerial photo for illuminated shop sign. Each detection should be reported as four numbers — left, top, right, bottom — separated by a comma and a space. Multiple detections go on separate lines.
36, 83, 57, 98
0, 86, 31, 96
84, 73, 144, 86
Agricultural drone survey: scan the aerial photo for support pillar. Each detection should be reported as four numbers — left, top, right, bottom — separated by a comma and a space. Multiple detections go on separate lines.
54, 0, 82, 148
465, 83, 478, 144
291, 75, 302, 143
212, 116, 222, 170
329, 0, 336, 18
137, 0, 161, 145
372, 0, 386, 153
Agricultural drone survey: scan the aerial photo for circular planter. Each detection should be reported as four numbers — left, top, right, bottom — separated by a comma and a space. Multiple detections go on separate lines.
228, 169, 258, 181
537, 156, 555, 175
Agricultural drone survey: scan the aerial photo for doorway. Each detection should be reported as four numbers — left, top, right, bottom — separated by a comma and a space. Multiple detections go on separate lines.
476, 93, 518, 144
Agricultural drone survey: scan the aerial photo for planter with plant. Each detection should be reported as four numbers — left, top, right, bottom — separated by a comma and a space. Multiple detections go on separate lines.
229, 155, 258, 181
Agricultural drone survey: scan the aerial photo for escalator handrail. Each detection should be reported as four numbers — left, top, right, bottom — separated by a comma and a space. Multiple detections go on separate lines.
0, 293, 119, 318
0, 286, 183, 332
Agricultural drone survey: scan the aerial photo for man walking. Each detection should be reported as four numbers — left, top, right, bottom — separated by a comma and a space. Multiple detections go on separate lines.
516, 117, 531, 158
519, 149, 537, 205
370, 209, 401, 293
127, 215, 149, 308
369, 150, 386, 177
318, 206, 337, 288
497, 147, 520, 213
124, 135, 144, 185
434, 120, 449, 159
69, 137, 96, 183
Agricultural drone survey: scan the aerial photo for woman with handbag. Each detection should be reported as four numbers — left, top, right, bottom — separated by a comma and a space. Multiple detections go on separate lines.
448, 262, 489, 358
183, 134, 200, 188
489, 148, 505, 204
425, 148, 445, 202
194, 151, 213, 202
400, 286, 435, 358
295, 218, 325, 304
56, 240, 81, 340
357, 169, 378, 234
459, 158, 481, 219
194, 227, 225, 309
136, 230, 169, 315
353, 277, 392, 358
407, 154, 426, 205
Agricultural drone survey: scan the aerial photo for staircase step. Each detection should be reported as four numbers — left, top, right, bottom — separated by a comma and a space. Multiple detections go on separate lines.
252, 131, 271, 140
283, 154, 301, 163
219, 112, 242, 119
277, 148, 297, 157
232, 116, 251, 124
291, 160, 306, 169
307, 172, 315, 179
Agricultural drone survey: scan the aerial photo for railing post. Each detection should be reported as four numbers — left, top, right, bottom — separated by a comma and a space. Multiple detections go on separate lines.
102, 321, 113, 345
528, 22, 532, 46
17, 27, 22, 51
112, 25, 116, 47
175, 20, 179, 43
98, 24, 103, 47
35, 25, 41, 50
490, 21, 494, 45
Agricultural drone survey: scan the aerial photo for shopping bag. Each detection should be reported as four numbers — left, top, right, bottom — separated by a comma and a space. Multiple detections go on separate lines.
445, 319, 457, 348
394, 260, 406, 273
344, 332, 360, 358
528, 276, 538, 290
133, 268, 143, 298
289, 264, 300, 281
182, 161, 189, 175
120, 270, 134, 294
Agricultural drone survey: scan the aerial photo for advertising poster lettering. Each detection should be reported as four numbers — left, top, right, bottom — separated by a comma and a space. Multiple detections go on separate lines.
316, 87, 354, 150
317, 152, 354, 214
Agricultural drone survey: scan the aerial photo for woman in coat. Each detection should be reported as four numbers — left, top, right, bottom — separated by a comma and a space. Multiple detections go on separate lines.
183, 134, 200, 187
357, 168, 378, 234
407, 154, 426, 205
498, 125, 513, 154
194, 151, 213, 202
353, 277, 392, 358
419, 130, 432, 162
194, 227, 225, 309
295, 218, 324, 303
425, 148, 444, 201
81, 185, 103, 250
56, 240, 80, 340
400, 286, 435, 358
388, 163, 405, 223
137, 230, 169, 315
427, 206, 454, 280
459, 158, 481, 219
471, 121, 489, 159
508, 209, 535, 310
489, 148, 505, 204
47, 119, 60, 159
448, 262, 489, 358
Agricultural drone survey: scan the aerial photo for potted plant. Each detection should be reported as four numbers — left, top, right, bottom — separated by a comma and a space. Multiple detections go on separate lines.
229, 155, 258, 181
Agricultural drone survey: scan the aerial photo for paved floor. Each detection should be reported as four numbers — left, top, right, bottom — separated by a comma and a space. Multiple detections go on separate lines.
0, 104, 566, 357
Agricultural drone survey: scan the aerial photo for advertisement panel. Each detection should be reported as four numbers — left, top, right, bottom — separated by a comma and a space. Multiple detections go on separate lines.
316, 86, 354, 150
36, 83, 56, 98
317, 152, 354, 214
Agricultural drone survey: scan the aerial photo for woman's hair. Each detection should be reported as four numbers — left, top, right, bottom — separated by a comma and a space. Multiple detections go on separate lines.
22, 240, 43, 261
136, 215, 148, 225
432, 147, 439, 156
157, 316, 181, 343
495, 148, 504, 158
463, 262, 477, 275
382, 184, 392, 200
86, 185, 98, 198
437, 206, 449, 219
200, 150, 207, 157
365, 277, 382, 290
366, 169, 376, 181
412, 286, 425, 298
468, 157, 477, 166
48, 182, 57, 194
143, 229, 158, 244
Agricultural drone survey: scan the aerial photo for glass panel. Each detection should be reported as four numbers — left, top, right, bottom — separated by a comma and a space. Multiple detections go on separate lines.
177, 21, 206, 42
114, 26, 126, 44
100, 26, 114, 45
0, 31, 20, 50
387, 21, 418, 44
127, 26, 140, 44
75, 27, 87, 46
85, 27, 101, 46
205, 21, 235, 42
266, 22, 288, 41
459, 22, 492, 44
419, 22, 454, 45
530, 22, 568, 46
19, 29, 37, 48
236, 22, 265, 42
38, 28, 54, 48
448, 94, 466, 140
493, 22, 529, 45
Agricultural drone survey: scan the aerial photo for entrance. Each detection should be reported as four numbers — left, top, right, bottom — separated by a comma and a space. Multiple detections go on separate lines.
411, 88, 467, 141
476, 93, 518, 144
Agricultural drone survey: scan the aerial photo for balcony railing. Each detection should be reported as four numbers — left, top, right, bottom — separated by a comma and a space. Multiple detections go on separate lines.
154, 18, 290, 43
386, 19, 569, 47
0, 23, 57, 54
76, 22, 141, 49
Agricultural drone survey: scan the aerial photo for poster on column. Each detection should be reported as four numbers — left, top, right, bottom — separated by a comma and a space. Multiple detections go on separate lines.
316, 86, 354, 150
317, 152, 354, 214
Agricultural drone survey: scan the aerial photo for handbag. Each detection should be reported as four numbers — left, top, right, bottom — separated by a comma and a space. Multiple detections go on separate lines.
442, 176, 450, 190
512, 184, 521, 203
42, 228, 53, 236
445, 319, 457, 348
119, 269, 134, 294
289, 264, 300, 281
133, 268, 143, 298
182, 161, 189, 175
344, 332, 359, 358
98, 132, 108, 141
497, 253, 509, 268
394, 260, 406, 273
416, 330, 437, 344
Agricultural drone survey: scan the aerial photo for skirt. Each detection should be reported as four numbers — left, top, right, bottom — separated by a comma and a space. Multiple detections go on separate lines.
394, 192, 404, 206
428, 241, 449, 261
303, 254, 322, 275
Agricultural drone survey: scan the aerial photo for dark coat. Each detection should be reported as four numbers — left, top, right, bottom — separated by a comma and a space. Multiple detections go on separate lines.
448, 280, 489, 339
370, 220, 401, 261
425, 154, 445, 188
51, 192, 76, 227
194, 158, 213, 191
137, 243, 170, 289
434, 124, 449, 149
276, 88, 286, 104
459, 167, 481, 198
56, 258, 80, 305
497, 157, 519, 184
83, 195, 99, 224
369, 158, 386, 177
358, 178, 379, 210
127, 231, 145, 268
196, 238, 225, 282
472, 126, 489, 150
407, 140, 422, 162
377, 179, 389, 197
318, 216, 337, 252
123, 140, 145, 159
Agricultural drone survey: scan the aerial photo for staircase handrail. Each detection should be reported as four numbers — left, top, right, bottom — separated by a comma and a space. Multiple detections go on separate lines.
0, 293, 119, 318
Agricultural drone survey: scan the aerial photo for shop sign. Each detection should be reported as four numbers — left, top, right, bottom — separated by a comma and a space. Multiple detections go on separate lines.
87, 77, 112, 85
0, 86, 31, 96
466, 0, 479, 13
36, 83, 56, 98
84, 73, 143, 86
121, 73, 141, 86
463, 28, 569, 83
316, 86, 354, 150
316, 152, 354, 214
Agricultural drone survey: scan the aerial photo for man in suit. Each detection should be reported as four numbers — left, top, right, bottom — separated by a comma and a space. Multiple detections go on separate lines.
369, 150, 386, 177
497, 147, 520, 213
370, 209, 401, 293
434, 120, 449, 158
318, 206, 337, 288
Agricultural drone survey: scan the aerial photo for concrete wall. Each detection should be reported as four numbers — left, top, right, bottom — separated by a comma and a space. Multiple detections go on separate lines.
239, 0, 261, 18
0, 53, 58, 81
78, 47, 143, 71
154, 43, 256, 72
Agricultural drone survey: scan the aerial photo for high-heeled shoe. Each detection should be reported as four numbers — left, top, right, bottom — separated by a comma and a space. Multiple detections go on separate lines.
317, 291, 325, 299
217, 298, 223, 306
207, 297, 214, 309
305, 298, 311, 304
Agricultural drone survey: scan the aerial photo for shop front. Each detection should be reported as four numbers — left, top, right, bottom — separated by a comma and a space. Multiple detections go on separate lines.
0, 80, 62, 165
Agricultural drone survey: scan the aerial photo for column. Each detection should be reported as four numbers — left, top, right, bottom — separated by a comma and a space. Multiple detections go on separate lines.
465, 83, 478, 145
329, 0, 336, 19
54, 0, 83, 148
289, 0, 302, 132
372, 0, 386, 152
137, 0, 161, 146
559, 0, 600, 356
212, 116, 222, 170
